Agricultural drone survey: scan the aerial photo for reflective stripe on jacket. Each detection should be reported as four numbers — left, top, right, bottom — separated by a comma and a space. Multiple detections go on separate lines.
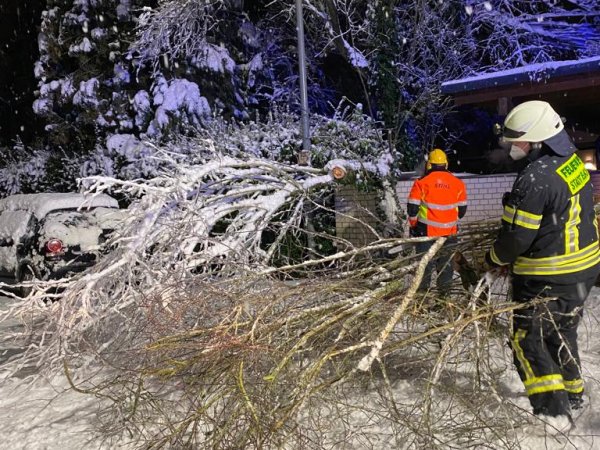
489, 151, 600, 283
407, 170, 467, 237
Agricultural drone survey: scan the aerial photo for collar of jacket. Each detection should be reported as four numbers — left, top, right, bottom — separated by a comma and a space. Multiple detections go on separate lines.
426, 167, 448, 174
526, 146, 548, 163
514, 146, 549, 174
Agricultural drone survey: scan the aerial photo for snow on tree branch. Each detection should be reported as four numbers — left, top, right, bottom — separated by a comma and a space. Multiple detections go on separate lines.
3, 136, 388, 367
83, 143, 336, 271
131, 0, 233, 73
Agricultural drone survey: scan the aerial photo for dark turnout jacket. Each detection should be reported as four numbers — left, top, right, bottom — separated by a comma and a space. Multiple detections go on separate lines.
487, 148, 600, 284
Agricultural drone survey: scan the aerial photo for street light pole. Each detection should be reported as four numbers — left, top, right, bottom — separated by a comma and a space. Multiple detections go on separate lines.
296, 0, 311, 166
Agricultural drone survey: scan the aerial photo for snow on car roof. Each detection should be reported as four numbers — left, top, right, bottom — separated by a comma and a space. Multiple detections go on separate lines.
0, 193, 119, 219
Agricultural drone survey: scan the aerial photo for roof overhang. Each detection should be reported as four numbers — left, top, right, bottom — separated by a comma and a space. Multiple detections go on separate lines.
442, 56, 600, 106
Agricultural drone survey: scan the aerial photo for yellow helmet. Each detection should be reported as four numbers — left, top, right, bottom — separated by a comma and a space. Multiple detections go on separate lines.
426, 148, 448, 171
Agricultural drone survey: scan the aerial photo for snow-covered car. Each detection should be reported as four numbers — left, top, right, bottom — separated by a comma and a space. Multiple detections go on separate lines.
0, 193, 126, 295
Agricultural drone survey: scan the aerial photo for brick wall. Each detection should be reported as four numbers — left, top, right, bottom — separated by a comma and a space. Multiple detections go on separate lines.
335, 185, 380, 247
336, 173, 517, 246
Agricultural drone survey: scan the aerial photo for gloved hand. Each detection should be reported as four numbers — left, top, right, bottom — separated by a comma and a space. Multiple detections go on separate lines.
482, 251, 510, 278
484, 266, 510, 284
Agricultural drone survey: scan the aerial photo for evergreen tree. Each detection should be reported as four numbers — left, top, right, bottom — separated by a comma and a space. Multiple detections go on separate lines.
34, 0, 153, 152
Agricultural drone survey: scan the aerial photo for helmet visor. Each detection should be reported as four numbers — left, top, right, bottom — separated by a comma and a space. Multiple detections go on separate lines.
502, 126, 527, 140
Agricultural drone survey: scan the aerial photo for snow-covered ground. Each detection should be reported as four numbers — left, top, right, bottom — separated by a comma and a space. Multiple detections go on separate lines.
2, 289, 600, 449
0, 295, 132, 450
0, 373, 128, 450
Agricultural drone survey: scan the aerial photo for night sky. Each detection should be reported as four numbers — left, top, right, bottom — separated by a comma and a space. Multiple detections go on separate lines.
0, 0, 44, 147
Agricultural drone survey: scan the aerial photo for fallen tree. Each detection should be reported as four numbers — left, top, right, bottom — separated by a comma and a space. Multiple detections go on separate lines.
0, 139, 538, 449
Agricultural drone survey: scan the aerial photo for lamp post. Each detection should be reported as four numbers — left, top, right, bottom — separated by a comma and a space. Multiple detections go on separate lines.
296, 0, 311, 166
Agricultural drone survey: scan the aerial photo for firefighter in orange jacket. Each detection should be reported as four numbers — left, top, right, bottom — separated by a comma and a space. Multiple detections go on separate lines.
407, 149, 468, 294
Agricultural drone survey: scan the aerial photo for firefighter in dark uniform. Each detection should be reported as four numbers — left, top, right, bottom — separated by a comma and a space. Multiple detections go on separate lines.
407, 149, 468, 294
485, 100, 600, 419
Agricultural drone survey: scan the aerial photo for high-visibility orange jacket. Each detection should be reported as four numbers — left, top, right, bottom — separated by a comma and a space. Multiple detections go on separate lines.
407, 169, 467, 237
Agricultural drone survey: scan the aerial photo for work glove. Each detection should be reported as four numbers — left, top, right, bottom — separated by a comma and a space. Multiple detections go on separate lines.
482, 250, 510, 279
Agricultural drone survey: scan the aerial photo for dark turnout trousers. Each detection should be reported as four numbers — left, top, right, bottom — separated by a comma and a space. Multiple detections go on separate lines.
510, 276, 595, 417
415, 236, 457, 295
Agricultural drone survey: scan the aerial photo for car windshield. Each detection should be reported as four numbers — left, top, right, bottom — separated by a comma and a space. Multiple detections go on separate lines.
39, 207, 126, 251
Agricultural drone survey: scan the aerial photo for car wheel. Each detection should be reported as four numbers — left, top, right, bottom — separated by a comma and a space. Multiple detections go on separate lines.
18, 264, 38, 298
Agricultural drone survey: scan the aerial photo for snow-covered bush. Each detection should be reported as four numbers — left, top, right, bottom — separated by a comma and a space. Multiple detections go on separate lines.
78, 108, 402, 245
0, 106, 401, 240
0, 141, 83, 195
76, 106, 402, 266
79, 106, 398, 181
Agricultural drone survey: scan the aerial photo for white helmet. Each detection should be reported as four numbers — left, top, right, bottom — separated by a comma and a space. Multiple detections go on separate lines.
502, 100, 575, 156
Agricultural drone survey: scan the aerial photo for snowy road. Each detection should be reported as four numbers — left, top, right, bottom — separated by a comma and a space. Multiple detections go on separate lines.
0, 296, 132, 450
0, 295, 29, 366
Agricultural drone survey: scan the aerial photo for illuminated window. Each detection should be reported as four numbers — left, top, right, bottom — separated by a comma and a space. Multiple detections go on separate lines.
577, 149, 597, 171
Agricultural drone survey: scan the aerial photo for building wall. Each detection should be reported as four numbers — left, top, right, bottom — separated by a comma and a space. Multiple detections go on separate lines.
395, 173, 516, 224
335, 174, 517, 246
